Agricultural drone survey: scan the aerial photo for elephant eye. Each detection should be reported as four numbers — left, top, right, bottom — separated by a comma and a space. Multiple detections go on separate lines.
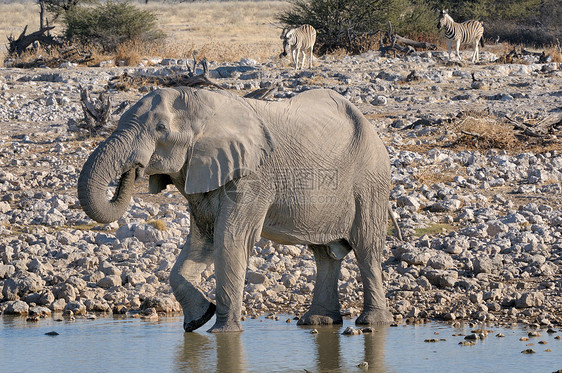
156, 122, 167, 133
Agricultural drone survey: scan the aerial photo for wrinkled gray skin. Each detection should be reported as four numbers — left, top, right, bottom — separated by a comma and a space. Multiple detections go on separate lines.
77, 87, 394, 332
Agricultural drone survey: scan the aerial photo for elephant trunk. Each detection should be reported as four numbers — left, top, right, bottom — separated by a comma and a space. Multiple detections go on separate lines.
77, 131, 139, 224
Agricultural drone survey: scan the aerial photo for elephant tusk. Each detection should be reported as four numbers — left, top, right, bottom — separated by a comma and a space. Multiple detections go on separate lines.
135, 166, 146, 181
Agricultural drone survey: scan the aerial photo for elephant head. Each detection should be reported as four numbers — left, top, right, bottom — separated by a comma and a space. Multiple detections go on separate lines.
77, 87, 274, 224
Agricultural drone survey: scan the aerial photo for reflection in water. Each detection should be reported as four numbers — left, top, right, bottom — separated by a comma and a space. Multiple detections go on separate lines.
312, 327, 341, 371
363, 327, 387, 373
2, 316, 561, 372
312, 325, 387, 372
176, 332, 214, 372
176, 332, 246, 372
215, 333, 246, 373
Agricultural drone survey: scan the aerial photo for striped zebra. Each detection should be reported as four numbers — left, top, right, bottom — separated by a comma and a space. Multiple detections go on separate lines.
438, 9, 484, 63
280, 24, 316, 70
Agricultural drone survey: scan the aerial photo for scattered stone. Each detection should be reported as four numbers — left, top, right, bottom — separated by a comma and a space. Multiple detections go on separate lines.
4, 300, 29, 315
0, 54, 561, 330
342, 326, 362, 335
516, 293, 545, 309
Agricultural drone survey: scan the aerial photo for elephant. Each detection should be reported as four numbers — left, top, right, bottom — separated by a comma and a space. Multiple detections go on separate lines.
77, 86, 395, 332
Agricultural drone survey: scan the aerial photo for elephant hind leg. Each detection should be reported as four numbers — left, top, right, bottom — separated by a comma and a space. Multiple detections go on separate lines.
351, 194, 394, 325
297, 244, 343, 326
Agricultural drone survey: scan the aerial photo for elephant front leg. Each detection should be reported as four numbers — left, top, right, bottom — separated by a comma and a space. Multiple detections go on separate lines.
208, 191, 268, 333
170, 228, 215, 332
298, 244, 343, 326
209, 239, 248, 332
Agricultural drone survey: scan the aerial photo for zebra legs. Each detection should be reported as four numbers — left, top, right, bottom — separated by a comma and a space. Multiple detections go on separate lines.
291, 48, 298, 69
455, 39, 461, 59
292, 48, 306, 70
472, 40, 480, 63
446, 40, 453, 60
447, 39, 462, 61
290, 47, 312, 69
300, 50, 307, 69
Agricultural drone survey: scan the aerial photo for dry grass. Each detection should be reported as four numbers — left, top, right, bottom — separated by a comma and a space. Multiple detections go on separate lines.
399, 110, 562, 156
546, 45, 562, 62
148, 219, 167, 231
414, 223, 455, 237
451, 114, 520, 150
2, 2, 558, 64
413, 167, 460, 186
0, 1, 288, 63
0, 2, 41, 45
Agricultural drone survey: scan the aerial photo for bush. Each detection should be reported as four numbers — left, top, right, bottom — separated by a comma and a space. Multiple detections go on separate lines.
64, 1, 164, 53
429, 0, 561, 46
278, 0, 439, 55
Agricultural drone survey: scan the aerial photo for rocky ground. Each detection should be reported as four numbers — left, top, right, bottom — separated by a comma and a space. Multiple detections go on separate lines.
0, 49, 561, 331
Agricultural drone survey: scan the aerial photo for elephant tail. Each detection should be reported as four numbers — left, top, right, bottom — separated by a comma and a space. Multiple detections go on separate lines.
388, 202, 403, 241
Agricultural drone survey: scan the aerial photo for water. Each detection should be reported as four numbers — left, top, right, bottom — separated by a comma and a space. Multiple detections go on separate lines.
1, 315, 560, 372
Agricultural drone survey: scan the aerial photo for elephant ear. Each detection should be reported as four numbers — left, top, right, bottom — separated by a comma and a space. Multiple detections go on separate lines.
184, 93, 274, 194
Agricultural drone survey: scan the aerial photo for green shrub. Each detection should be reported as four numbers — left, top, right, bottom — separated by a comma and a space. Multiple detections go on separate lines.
278, 0, 439, 55
430, 0, 560, 46
64, 1, 164, 53
398, 1, 440, 40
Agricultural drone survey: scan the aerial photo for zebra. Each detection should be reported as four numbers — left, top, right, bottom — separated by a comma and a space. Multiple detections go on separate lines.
280, 24, 316, 70
437, 9, 484, 63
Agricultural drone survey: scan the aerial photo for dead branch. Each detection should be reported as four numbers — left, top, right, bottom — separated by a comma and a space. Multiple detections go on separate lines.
243, 83, 279, 100
378, 22, 433, 57
108, 55, 222, 91
7, 25, 61, 56
505, 110, 562, 138
461, 130, 484, 139
496, 47, 554, 64
394, 35, 436, 50
75, 85, 129, 136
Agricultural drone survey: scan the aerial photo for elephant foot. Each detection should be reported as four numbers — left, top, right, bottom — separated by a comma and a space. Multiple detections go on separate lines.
184, 303, 216, 332
355, 307, 394, 325
297, 310, 343, 326
207, 319, 243, 333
